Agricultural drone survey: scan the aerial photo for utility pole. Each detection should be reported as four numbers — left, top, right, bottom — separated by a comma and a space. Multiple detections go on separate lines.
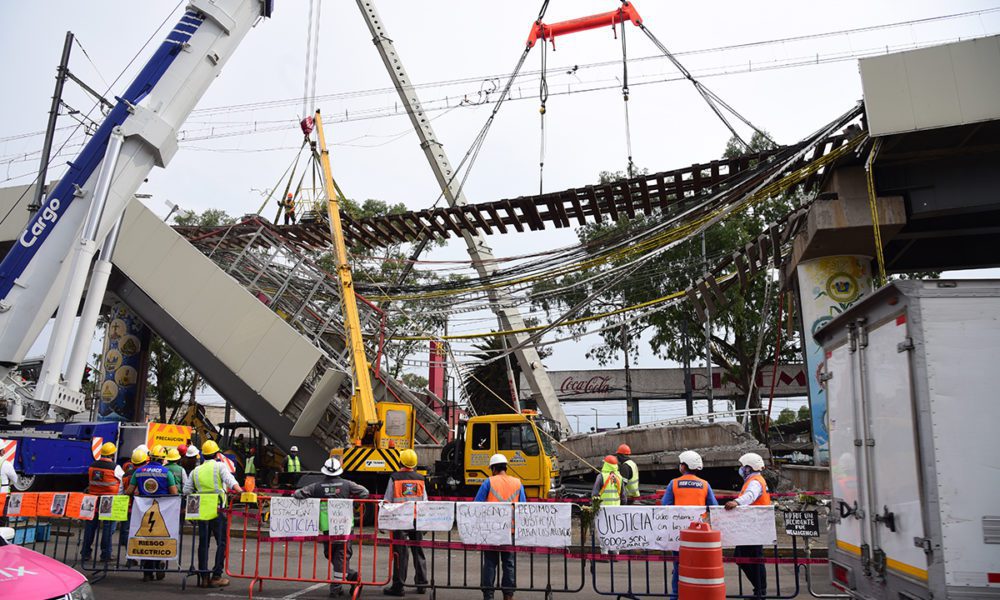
622, 323, 637, 426
30, 31, 74, 214
356, 0, 569, 432
702, 232, 715, 420
682, 320, 694, 416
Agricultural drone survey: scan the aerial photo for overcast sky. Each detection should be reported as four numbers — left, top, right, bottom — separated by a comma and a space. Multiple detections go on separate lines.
4, 1, 999, 404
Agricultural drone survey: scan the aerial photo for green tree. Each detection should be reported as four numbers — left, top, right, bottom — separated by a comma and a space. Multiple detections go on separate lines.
797, 404, 811, 422
173, 208, 235, 227
147, 335, 202, 423
533, 132, 798, 439
462, 336, 520, 416
775, 407, 797, 425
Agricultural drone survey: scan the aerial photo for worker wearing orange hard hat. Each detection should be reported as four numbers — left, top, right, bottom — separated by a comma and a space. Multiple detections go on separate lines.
615, 444, 640, 504
591, 455, 626, 507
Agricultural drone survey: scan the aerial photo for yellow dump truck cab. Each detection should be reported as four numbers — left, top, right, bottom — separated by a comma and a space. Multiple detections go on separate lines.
437, 411, 560, 499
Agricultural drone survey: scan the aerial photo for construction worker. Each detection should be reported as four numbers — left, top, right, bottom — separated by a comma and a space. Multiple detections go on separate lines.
725, 452, 771, 599
591, 455, 626, 507
184, 440, 243, 588
285, 445, 302, 473
616, 444, 640, 504
0, 455, 16, 495
165, 447, 188, 490
474, 454, 525, 600
81, 442, 123, 563
281, 192, 296, 225
383, 449, 428, 596
126, 447, 178, 581
662, 450, 718, 600
293, 457, 369, 597
118, 443, 149, 556
245, 447, 257, 478
181, 444, 200, 474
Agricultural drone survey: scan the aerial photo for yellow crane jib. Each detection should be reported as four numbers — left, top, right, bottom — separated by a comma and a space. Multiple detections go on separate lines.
313, 110, 382, 446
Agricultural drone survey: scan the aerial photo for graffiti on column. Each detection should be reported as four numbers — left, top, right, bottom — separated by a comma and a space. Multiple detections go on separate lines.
796, 256, 873, 466
98, 302, 150, 422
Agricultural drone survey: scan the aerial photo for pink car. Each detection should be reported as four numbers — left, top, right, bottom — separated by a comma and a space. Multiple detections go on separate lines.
0, 527, 93, 599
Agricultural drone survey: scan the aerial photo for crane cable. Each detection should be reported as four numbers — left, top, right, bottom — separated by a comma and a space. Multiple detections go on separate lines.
620, 16, 636, 178
538, 31, 549, 195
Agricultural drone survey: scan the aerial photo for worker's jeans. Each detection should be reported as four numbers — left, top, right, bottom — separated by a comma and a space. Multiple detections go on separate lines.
481, 550, 515, 600
197, 516, 227, 578
81, 518, 114, 560
389, 529, 428, 589
733, 545, 767, 598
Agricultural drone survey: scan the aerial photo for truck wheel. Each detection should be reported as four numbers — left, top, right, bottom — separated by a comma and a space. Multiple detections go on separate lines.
12, 473, 43, 492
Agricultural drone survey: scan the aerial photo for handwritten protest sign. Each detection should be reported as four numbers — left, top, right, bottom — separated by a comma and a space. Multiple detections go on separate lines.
326, 499, 355, 536
269, 497, 320, 538
416, 501, 454, 531
98, 495, 129, 521
650, 506, 706, 551
594, 506, 653, 551
378, 501, 415, 531
709, 505, 777, 547
515, 503, 571, 548
66, 494, 97, 520
457, 502, 512, 546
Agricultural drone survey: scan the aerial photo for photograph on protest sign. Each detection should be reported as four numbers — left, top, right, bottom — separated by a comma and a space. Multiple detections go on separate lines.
7, 493, 23, 516
126, 496, 182, 561
186, 494, 200, 516
377, 500, 415, 531
98, 495, 113, 518
708, 505, 777, 547
269, 497, 321, 538
456, 502, 512, 546
50, 493, 67, 516
515, 503, 571, 548
415, 501, 454, 532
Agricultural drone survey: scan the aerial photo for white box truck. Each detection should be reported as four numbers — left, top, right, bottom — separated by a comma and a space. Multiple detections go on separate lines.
815, 279, 1000, 599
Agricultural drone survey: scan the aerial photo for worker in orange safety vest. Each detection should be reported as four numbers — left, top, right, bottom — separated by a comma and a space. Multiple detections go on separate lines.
661, 450, 718, 599
724, 452, 771, 599
474, 454, 525, 600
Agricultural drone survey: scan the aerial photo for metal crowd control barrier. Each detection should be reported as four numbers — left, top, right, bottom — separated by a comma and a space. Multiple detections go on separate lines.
588, 511, 828, 600
2, 493, 209, 589
395, 502, 587, 600
225, 496, 391, 599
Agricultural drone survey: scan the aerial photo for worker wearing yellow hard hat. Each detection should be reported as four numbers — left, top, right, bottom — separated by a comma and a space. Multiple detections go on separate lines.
149, 444, 167, 462
383, 448, 428, 596
186, 438, 243, 588
82, 439, 124, 563
165, 447, 188, 490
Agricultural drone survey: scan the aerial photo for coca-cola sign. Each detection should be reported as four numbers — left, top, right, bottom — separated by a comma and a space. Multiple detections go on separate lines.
559, 375, 613, 396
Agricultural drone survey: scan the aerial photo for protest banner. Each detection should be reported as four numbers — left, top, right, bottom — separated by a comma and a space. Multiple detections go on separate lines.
127, 496, 182, 560
784, 510, 820, 537
416, 501, 454, 532
66, 494, 97, 520
515, 503, 572, 548
594, 506, 653, 551
326, 499, 355, 536
456, 502, 512, 546
378, 501, 415, 531
99, 495, 129, 521
37, 492, 68, 518
269, 497, 320, 538
709, 505, 777, 547
184, 494, 219, 521
7, 493, 38, 517
649, 506, 706, 551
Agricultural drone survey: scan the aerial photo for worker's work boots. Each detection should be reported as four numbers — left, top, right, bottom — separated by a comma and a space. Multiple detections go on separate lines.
503, 594, 514, 600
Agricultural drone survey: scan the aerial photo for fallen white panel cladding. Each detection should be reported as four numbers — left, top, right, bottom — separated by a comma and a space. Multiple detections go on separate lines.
290, 368, 348, 437
113, 200, 322, 412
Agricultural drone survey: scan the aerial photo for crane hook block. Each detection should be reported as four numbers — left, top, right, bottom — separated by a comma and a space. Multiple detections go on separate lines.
526, 2, 643, 49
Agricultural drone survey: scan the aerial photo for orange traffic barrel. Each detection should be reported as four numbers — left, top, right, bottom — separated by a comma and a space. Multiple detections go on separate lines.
678, 521, 725, 600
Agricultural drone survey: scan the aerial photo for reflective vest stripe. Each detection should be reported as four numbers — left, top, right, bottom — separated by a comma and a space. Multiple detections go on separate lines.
245, 457, 256, 475
195, 461, 225, 508
623, 459, 640, 497
287, 456, 301, 472
486, 475, 522, 503
88, 460, 121, 495
599, 472, 622, 506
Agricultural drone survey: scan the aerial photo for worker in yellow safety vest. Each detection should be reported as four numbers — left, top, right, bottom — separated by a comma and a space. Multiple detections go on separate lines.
474, 454, 525, 600
285, 445, 301, 473
615, 444, 640, 504
183, 440, 243, 589
724, 452, 771, 599
591, 455, 626, 507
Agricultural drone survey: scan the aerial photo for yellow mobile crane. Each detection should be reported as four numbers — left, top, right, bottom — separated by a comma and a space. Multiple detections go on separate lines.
312, 110, 561, 498
314, 111, 415, 489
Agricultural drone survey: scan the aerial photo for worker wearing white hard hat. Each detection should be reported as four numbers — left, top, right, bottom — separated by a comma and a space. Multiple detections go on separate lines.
661, 450, 718, 599
474, 454, 524, 600
725, 452, 771, 598
285, 445, 301, 473
293, 456, 369, 596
